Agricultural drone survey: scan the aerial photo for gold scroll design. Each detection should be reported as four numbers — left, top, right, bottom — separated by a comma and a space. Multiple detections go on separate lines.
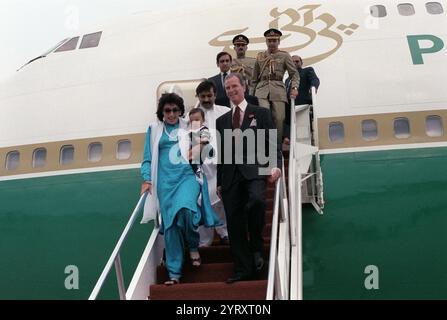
209, 4, 359, 66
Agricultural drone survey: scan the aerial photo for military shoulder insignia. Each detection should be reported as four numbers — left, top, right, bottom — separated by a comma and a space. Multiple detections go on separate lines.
257, 51, 267, 59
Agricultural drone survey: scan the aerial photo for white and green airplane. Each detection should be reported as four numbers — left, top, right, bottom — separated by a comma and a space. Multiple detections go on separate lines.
0, 0, 446, 299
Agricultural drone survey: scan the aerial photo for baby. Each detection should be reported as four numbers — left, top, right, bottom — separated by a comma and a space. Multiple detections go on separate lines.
188, 108, 213, 177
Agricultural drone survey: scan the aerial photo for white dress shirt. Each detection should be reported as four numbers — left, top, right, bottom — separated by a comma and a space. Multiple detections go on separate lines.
198, 103, 231, 204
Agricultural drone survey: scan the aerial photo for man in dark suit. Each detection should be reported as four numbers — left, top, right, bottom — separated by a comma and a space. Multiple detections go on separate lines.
208, 52, 232, 100
285, 55, 320, 105
284, 55, 320, 141
216, 73, 282, 283
215, 83, 260, 107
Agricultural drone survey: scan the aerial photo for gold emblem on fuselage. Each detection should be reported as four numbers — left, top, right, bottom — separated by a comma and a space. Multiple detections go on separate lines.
209, 5, 359, 65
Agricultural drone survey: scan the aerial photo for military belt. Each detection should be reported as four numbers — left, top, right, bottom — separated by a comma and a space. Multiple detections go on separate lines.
260, 75, 283, 81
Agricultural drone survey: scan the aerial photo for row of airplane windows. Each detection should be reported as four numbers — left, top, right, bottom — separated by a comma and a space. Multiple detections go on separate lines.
4, 139, 131, 171
329, 115, 444, 143
371, 2, 444, 17
3, 115, 444, 170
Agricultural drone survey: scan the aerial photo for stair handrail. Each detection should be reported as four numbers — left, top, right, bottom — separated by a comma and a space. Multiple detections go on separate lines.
289, 98, 306, 300
266, 148, 291, 300
89, 192, 151, 300
289, 98, 298, 248
266, 166, 283, 299
289, 88, 322, 299
311, 86, 325, 209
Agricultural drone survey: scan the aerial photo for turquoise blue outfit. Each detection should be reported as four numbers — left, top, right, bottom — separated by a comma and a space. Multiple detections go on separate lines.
141, 121, 221, 280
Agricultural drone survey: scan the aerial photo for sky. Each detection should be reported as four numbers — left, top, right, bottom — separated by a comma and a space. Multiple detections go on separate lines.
0, 0, 179, 81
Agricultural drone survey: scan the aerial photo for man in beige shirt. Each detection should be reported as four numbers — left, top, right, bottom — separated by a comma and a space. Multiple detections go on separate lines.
231, 34, 256, 92
251, 28, 300, 144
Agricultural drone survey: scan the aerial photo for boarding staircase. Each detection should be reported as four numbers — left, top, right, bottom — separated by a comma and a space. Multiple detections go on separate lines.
89, 88, 323, 300
148, 187, 275, 300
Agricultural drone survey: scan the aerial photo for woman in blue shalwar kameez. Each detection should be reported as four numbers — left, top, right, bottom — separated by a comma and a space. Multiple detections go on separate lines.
140, 93, 221, 285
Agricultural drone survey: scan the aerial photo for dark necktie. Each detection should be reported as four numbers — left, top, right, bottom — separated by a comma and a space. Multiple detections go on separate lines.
232, 105, 241, 129
222, 72, 228, 87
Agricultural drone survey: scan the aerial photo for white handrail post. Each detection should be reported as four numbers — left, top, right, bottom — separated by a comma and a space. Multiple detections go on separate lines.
297, 168, 303, 300
274, 258, 283, 300
266, 178, 281, 300
281, 160, 288, 222
114, 255, 126, 300
289, 98, 297, 247
290, 165, 303, 300
311, 86, 325, 210
289, 99, 296, 246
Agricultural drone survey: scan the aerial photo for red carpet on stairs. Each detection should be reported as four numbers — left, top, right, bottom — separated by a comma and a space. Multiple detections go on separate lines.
149, 177, 280, 300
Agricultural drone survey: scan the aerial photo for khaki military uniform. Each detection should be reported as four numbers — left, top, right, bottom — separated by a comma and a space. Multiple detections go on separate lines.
251, 50, 300, 143
231, 57, 256, 91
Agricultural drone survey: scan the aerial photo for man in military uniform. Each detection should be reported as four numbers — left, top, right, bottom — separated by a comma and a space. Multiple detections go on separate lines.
251, 28, 299, 144
231, 34, 256, 92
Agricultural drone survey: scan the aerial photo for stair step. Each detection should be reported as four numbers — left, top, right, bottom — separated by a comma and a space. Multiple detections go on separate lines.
148, 162, 281, 300
150, 280, 268, 300
210, 230, 272, 246
211, 237, 272, 246
198, 244, 270, 264
157, 262, 233, 284
157, 262, 269, 284
264, 223, 271, 237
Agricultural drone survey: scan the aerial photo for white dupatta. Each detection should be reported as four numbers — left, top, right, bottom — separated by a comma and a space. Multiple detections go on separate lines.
141, 118, 190, 223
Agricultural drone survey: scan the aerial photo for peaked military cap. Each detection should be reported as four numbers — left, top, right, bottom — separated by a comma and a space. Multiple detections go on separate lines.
264, 28, 282, 39
232, 34, 249, 45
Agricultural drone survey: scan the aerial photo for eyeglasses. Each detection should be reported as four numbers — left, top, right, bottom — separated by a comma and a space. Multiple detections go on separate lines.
164, 107, 180, 114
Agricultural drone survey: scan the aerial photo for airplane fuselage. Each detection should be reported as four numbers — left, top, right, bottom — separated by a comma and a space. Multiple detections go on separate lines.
0, 0, 446, 299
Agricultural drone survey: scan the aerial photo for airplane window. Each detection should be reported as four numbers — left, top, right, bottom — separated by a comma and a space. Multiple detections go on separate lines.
5, 151, 20, 171
425, 116, 444, 137
370, 5, 387, 17
60, 145, 75, 165
398, 3, 415, 16
88, 142, 103, 162
329, 122, 345, 143
54, 37, 79, 52
47, 38, 69, 55
32, 148, 47, 168
362, 120, 378, 141
426, 2, 444, 14
394, 118, 411, 139
80, 32, 102, 49
116, 140, 132, 160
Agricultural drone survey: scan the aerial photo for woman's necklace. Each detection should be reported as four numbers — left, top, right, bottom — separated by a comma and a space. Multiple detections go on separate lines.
163, 123, 178, 140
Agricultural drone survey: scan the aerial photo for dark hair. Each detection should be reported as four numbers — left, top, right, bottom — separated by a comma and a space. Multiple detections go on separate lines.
156, 93, 185, 121
216, 51, 232, 64
195, 80, 217, 96
225, 73, 246, 87
189, 108, 205, 120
